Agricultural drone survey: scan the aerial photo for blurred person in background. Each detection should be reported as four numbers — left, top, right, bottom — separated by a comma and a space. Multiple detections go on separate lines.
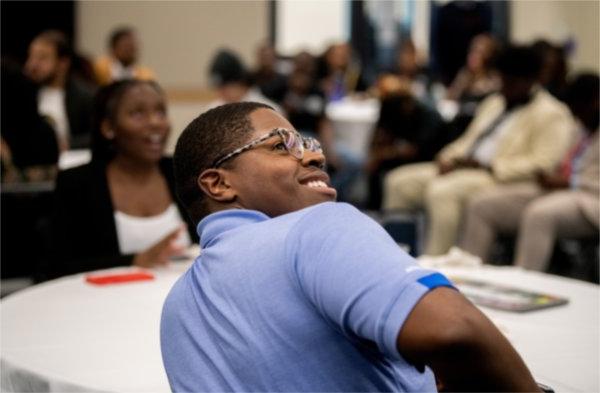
431, 0, 492, 87
249, 42, 288, 105
70, 52, 98, 88
94, 27, 156, 86
365, 90, 445, 210
446, 33, 500, 103
1, 58, 59, 182
532, 39, 568, 100
387, 39, 433, 103
383, 45, 575, 256
461, 73, 599, 271
443, 34, 501, 142
293, 50, 319, 78
205, 49, 282, 113
365, 39, 444, 210
24, 30, 94, 151
282, 51, 322, 120
282, 55, 326, 138
48, 80, 196, 278
316, 42, 368, 102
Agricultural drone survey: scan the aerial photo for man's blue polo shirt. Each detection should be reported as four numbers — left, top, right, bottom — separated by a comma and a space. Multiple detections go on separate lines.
161, 202, 453, 392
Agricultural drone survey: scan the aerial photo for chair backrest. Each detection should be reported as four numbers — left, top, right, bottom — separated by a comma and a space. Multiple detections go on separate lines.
379, 211, 425, 257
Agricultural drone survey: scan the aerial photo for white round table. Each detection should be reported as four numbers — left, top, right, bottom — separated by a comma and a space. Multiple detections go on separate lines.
1, 262, 191, 392
436, 265, 599, 393
1, 262, 598, 392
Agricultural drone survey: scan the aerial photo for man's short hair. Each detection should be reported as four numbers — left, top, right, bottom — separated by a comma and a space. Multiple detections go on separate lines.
173, 102, 273, 223
34, 30, 72, 59
495, 44, 542, 79
109, 27, 134, 49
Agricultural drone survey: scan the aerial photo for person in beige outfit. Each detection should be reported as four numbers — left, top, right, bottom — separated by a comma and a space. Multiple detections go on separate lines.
461, 73, 599, 271
383, 45, 575, 255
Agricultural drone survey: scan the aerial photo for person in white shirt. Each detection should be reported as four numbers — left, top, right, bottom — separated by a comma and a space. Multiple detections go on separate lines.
24, 30, 94, 150
49, 80, 196, 278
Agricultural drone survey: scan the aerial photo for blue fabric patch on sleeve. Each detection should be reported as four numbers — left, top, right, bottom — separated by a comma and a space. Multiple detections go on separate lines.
417, 273, 454, 289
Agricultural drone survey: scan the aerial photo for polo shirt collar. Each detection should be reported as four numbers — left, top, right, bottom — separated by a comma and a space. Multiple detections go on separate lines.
198, 209, 270, 248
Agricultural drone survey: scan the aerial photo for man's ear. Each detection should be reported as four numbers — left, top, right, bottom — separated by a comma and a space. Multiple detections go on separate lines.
197, 168, 236, 203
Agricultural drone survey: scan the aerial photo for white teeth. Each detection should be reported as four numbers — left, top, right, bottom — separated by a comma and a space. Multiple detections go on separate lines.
306, 180, 328, 188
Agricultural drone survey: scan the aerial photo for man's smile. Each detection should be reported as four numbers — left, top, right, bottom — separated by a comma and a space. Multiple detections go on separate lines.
298, 172, 337, 198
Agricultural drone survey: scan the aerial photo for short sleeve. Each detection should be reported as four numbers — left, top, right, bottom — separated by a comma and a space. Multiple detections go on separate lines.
286, 202, 453, 360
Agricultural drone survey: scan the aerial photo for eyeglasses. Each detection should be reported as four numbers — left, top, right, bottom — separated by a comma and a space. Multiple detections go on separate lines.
211, 128, 323, 168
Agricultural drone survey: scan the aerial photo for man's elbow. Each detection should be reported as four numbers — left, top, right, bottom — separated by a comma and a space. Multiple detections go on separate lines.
397, 288, 491, 364
433, 308, 488, 354
397, 287, 540, 391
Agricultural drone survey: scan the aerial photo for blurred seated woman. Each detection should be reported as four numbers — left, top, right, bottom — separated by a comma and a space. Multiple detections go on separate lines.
443, 33, 500, 143
446, 33, 500, 104
316, 42, 368, 102
387, 39, 433, 104
49, 80, 197, 277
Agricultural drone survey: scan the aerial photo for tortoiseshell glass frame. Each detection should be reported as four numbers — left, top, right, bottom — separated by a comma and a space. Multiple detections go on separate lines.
211, 128, 322, 168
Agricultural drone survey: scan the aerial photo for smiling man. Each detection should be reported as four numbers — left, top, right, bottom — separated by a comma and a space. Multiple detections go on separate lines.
161, 102, 539, 392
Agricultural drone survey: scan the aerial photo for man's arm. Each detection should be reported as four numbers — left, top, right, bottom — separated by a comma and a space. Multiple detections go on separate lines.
397, 287, 540, 392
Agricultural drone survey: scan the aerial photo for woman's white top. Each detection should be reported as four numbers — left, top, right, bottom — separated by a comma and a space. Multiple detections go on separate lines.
114, 204, 191, 255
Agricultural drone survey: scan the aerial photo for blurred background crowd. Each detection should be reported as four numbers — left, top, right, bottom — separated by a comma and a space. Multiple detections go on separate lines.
1, 0, 598, 293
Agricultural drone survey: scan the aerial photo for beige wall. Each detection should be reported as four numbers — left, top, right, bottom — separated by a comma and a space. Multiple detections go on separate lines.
276, 0, 346, 56
511, 0, 599, 73
77, 1, 269, 145
76, 0, 598, 146
77, 1, 599, 86
76, 1, 269, 90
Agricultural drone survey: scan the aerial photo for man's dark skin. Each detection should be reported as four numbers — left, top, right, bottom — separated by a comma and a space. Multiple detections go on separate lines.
399, 287, 540, 391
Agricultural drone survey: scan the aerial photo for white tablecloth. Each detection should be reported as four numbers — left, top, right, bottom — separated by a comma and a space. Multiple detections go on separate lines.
1, 263, 191, 392
437, 265, 599, 393
1, 262, 598, 392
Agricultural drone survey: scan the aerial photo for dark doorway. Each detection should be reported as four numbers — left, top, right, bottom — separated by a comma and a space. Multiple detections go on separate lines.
1, 1, 75, 64
430, 0, 509, 86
